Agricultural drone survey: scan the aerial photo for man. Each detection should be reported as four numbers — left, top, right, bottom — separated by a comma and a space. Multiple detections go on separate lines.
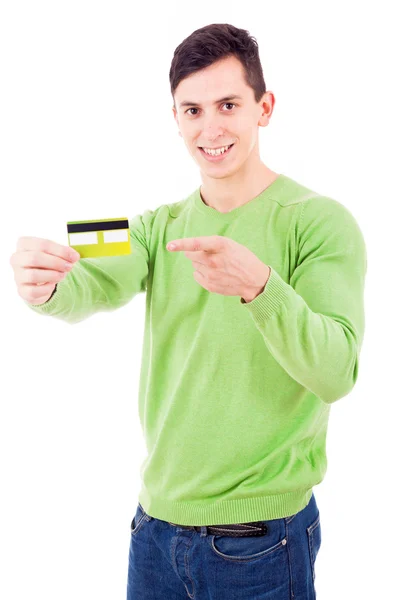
17, 22, 367, 600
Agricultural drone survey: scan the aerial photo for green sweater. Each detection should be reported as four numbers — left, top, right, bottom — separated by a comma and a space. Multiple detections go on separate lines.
25, 174, 367, 525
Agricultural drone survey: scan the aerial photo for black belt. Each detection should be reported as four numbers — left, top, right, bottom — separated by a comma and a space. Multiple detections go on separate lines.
167, 521, 268, 537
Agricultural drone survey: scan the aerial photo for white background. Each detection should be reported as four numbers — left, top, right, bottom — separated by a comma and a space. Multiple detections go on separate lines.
1, 1, 398, 598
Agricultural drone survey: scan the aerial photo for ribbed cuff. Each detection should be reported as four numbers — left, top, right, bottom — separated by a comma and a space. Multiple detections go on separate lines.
240, 266, 291, 322
24, 280, 66, 315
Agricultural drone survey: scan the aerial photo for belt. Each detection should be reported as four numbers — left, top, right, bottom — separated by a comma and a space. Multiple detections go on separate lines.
167, 521, 268, 537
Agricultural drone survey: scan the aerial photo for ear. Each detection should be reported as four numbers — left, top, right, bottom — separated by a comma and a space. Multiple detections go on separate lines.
258, 91, 275, 127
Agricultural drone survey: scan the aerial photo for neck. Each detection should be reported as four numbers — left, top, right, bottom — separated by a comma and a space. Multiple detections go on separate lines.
199, 155, 279, 214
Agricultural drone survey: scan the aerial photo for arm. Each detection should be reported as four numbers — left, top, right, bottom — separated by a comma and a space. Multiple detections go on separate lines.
240, 196, 367, 405
24, 210, 154, 324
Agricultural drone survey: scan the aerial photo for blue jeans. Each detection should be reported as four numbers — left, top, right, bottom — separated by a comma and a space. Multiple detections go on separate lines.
127, 492, 322, 599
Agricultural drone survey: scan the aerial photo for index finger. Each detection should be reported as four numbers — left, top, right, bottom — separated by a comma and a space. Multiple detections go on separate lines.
17, 236, 80, 261
167, 235, 223, 253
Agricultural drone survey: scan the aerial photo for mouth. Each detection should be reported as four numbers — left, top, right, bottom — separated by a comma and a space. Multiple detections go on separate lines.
198, 143, 235, 162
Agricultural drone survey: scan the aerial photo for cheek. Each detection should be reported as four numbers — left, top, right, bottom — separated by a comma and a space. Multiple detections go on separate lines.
239, 127, 258, 154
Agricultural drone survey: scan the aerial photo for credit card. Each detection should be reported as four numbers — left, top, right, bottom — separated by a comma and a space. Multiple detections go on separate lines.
67, 217, 131, 258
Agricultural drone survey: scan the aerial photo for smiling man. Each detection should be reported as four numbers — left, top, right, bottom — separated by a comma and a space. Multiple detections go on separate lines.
22, 22, 367, 600
173, 52, 280, 218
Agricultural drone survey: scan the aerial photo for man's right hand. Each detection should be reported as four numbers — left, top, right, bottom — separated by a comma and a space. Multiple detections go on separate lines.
10, 236, 80, 305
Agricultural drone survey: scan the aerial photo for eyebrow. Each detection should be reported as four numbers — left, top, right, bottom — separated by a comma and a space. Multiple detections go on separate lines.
179, 95, 243, 109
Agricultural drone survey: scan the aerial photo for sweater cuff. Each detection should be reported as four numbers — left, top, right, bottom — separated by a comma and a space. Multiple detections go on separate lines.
240, 266, 291, 321
24, 281, 66, 314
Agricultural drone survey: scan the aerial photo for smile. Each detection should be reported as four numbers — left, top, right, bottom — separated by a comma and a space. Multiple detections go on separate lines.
199, 143, 235, 161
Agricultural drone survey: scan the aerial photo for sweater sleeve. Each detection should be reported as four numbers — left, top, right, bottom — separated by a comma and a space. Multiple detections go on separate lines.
23, 210, 153, 325
240, 196, 367, 405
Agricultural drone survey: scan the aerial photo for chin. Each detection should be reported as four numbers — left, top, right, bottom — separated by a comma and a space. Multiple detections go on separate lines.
201, 168, 237, 180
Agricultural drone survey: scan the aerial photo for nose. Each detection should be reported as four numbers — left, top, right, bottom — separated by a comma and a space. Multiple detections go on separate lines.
202, 121, 226, 144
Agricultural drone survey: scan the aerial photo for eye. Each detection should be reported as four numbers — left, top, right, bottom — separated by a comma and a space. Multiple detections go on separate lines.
185, 103, 236, 116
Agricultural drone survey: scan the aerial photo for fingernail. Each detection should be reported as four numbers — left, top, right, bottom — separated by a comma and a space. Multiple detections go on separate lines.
168, 243, 176, 250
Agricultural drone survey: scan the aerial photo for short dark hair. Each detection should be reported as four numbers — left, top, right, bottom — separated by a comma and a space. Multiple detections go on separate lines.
169, 23, 267, 106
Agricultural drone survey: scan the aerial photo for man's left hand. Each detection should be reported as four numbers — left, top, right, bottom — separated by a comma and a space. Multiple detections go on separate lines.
167, 235, 271, 303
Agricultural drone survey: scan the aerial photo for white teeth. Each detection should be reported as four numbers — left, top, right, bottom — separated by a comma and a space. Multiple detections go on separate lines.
202, 144, 231, 156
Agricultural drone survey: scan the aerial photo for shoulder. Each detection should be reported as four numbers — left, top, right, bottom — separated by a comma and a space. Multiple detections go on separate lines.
279, 175, 355, 216
300, 193, 365, 244
280, 174, 363, 233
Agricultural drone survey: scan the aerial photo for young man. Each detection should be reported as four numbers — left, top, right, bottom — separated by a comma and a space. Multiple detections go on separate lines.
20, 23, 367, 600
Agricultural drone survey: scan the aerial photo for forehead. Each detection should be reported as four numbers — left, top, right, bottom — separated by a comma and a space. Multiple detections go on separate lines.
175, 56, 249, 104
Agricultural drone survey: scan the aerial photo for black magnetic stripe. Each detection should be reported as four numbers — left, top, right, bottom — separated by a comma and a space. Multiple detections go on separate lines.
67, 219, 129, 233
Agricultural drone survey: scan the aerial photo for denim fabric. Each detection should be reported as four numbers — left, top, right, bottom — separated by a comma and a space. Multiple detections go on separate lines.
127, 492, 321, 599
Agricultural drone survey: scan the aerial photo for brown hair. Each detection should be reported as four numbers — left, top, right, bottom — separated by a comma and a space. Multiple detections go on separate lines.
169, 23, 267, 106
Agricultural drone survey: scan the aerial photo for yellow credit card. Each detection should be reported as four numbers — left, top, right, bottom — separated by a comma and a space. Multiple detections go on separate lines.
67, 217, 131, 258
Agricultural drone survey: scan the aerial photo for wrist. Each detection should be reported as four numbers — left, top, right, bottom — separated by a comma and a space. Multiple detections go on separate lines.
242, 265, 271, 303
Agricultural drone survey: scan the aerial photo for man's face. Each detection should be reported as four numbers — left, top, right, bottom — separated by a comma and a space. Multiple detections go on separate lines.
172, 55, 274, 179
